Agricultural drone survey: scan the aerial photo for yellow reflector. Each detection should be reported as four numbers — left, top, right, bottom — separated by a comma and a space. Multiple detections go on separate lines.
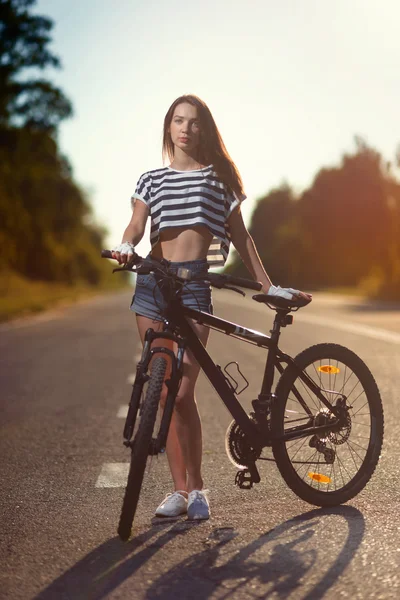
318, 365, 340, 374
308, 472, 331, 484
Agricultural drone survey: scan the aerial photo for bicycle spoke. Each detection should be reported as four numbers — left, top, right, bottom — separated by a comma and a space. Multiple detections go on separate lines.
275, 346, 382, 502
288, 436, 310, 462
334, 451, 354, 482
334, 447, 346, 488
345, 436, 369, 452
288, 385, 318, 415
351, 400, 369, 418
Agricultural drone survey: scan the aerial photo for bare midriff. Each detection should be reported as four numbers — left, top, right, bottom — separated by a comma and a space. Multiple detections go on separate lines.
151, 225, 213, 262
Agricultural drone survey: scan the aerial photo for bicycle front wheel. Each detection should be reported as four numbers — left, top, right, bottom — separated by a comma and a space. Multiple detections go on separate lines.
118, 356, 167, 541
272, 343, 384, 507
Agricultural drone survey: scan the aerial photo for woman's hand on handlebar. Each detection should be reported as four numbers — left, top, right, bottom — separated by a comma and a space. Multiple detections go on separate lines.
265, 284, 312, 303
111, 241, 135, 264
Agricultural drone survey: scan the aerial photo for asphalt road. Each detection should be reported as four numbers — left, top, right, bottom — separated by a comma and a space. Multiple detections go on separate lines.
1, 288, 399, 600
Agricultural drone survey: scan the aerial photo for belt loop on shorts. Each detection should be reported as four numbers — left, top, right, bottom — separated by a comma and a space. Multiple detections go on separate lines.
149, 254, 170, 268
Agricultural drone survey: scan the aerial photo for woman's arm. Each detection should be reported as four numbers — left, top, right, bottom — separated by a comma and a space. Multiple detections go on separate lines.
228, 207, 312, 301
121, 200, 149, 245
112, 200, 149, 263
228, 206, 272, 293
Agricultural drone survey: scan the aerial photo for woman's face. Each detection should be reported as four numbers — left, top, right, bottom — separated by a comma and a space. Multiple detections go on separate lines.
169, 102, 201, 154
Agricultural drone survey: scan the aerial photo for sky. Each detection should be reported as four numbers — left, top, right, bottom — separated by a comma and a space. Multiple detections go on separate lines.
35, 0, 400, 258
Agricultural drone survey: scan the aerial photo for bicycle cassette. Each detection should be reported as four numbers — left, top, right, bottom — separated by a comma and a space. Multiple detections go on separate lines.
225, 417, 261, 469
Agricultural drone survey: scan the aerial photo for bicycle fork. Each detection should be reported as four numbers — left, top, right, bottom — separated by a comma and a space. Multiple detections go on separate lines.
123, 327, 186, 454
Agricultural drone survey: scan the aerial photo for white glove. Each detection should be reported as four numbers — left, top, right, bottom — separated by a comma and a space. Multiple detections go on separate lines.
111, 241, 135, 258
268, 284, 300, 300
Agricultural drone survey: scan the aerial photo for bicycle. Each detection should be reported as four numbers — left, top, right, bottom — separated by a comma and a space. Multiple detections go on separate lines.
101, 250, 384, 541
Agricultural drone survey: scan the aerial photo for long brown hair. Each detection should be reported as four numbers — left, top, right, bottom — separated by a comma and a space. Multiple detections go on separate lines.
162, 94, 244, 197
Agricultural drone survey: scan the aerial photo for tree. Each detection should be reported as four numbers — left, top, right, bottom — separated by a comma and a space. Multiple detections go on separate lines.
226, 138, 400, 298
0, 0, 72, 130
297, 138, 393, 287
226, 184, 303, 284
0, 0, 117, 287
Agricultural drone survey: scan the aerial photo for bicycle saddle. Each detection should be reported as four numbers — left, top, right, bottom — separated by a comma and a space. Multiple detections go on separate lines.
252, 294, 311, 311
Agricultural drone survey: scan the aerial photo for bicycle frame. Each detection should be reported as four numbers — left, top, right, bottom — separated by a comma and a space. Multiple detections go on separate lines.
110, 252, 383, 536
141, 297, 344, 454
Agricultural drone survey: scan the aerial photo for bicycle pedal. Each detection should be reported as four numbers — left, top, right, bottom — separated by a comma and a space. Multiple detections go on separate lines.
235, 469, 254, 489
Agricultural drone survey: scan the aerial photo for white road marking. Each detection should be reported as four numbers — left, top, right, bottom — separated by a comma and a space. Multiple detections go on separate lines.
96, 463, 129, 488
117, 404, 129, 418
295, 313, 400, 345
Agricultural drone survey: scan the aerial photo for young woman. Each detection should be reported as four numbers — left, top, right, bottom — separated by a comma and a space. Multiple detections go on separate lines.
112, 94, 312, 521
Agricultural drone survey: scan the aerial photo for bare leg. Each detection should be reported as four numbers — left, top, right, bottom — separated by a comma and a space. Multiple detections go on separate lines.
136, 315, 209, 493
164, 414, 188, 494
173, 320, 210, 492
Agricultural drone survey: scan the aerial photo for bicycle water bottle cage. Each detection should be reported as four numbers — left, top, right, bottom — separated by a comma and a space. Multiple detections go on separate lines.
223, 362, 249, 395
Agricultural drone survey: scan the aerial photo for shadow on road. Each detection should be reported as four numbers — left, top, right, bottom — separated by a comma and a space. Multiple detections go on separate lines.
33, 519, 200, 600
34, 506, 364, 600
145, 505, 365, 600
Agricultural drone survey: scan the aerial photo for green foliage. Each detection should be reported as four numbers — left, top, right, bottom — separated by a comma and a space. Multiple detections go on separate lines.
227, 137, 400, 299
0, 0, 116, 294
0, 268, 130, 322
0, 0, 72, 130
0, 126, 118, 284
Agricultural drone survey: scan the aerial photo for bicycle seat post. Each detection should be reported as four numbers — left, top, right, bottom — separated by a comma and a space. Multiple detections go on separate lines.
253, 309, 291, 416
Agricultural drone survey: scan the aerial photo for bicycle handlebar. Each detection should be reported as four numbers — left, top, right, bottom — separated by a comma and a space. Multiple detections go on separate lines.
101, 249, 263, 292
206, 273, 262, 291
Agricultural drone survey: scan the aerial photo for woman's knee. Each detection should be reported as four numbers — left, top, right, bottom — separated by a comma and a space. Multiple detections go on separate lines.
173, 390, 196, 413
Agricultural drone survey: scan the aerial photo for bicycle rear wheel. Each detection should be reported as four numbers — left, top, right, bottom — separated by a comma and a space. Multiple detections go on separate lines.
272, 343, 384, 506
118, 356, 167, 541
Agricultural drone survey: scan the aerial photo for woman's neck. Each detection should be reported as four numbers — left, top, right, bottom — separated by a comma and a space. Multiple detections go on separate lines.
170, 148, 203, 171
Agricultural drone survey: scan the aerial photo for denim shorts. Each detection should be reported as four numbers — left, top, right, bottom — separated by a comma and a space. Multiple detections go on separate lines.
130, 257, 213, 322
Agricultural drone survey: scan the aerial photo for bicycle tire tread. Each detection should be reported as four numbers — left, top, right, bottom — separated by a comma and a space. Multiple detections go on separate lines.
118, 356, 167, 540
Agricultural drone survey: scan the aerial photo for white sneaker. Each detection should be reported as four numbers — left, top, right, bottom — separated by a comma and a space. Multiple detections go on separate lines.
155, 491, 188, 517
187, 489, 210, 520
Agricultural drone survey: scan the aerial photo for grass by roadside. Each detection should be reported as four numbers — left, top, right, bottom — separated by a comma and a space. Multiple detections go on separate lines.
0, 269, 131, 323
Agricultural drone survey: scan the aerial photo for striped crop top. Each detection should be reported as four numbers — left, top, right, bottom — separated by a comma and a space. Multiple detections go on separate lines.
131, 165, 245, 267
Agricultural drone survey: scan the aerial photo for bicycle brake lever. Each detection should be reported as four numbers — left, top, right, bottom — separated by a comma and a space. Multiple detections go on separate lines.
112, 258, 154, 275
224, 285, 245, 297
112, 263, 135, 273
